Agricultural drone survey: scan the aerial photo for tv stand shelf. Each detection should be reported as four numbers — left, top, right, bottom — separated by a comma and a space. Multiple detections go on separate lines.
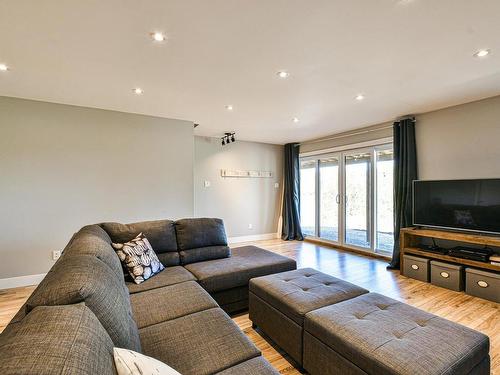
400, 227, 500, 273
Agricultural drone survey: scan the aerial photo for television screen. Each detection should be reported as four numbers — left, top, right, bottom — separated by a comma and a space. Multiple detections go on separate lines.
413, 179, 500, 234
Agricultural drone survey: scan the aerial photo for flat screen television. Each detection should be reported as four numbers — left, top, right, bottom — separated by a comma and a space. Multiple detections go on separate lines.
413, 179, 500, 235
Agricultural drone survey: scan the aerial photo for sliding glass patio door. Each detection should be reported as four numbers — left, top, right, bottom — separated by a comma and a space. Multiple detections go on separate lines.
344, 150, 371, 249
299, 143, 394, 254
319, 156, 340, 242
299, 159, 316, 237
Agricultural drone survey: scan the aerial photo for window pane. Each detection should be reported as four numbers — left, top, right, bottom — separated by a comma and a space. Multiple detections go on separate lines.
319, 157, 339, 241
376, 149, 394, 252
345, 152, 371, 248
300, 160, 316, 236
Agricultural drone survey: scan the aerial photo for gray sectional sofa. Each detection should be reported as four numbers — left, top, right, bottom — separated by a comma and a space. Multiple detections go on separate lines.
0, 218, 297, 375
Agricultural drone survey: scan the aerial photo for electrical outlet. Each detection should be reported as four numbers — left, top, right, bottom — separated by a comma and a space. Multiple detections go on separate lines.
274, 182, 279, 189
204, 180, 211, 188
52, 250, 62, 261
248, 223, 253, 230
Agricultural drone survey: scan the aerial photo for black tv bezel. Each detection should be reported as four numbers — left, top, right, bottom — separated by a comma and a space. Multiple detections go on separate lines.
412, 178, 500, 236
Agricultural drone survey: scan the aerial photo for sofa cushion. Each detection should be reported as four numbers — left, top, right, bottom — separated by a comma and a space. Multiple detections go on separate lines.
25, 255, 141, 352
184, 246, 297, 293
157, 252, 182, 268
130, 281, 218, 329
180, 245, 231, 265
175, 218, 227, 250
304, 293, 490, 375
112, 233, 165, 284
101, 220, 179, 266
62, 224, 124, 279
126, 266, 196, 294
139, 308, 260, 375
250, 268, 368, 325
214, 357, 279, 375
0, 304, 116, 375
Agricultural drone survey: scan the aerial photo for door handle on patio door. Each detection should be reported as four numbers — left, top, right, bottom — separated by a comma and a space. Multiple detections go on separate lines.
336, 194, 341, 204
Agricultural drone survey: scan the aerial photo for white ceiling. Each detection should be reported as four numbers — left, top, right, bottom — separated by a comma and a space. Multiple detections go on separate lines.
1, 1, 499, 145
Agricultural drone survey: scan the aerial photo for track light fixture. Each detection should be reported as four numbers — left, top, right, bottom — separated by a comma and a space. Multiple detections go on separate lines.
221, 132, 236, 146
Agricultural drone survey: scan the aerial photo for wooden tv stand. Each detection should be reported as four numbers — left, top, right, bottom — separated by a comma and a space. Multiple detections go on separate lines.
400, 227, 500, 274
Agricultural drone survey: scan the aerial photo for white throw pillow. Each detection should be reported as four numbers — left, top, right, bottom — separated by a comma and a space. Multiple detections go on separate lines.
113, 348, 182, 375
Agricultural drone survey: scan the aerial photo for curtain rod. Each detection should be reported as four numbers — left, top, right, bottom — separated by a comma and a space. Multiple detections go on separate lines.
299, 116, 415, 146
299, 124, 393, 145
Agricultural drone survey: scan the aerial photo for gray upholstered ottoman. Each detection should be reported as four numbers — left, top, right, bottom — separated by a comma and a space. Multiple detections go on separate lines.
304, 293, 490, 375
249, 268, 368, 365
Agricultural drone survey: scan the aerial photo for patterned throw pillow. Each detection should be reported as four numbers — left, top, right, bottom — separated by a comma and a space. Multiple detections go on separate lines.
113, 348, 182, 375
112, 233, 164, 284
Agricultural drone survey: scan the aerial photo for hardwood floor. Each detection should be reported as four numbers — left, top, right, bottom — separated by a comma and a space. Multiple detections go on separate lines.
0, 238, 498, 374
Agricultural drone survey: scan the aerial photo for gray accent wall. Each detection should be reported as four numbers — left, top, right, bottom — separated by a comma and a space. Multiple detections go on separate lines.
0, 96, 194, 279
194, 136, 283, 238
417, 95, 500, 179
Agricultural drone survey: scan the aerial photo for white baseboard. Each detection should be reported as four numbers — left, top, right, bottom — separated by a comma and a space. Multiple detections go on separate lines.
228, 232, 280, 244
0, 273, 46, 290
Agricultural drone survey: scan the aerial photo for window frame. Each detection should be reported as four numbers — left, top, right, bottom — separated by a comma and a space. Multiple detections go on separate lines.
299, 138, 394, 255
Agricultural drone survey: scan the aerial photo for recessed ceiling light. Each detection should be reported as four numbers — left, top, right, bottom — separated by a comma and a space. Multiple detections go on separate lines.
151, 32, 166, 42
277, 71, 290, 79
355, 94, 365, 101
0, 63, 8, 71
225, 105, 233, 111
133, 88, 144, 95
292, 117, 300, 123
474, 49, 490, 58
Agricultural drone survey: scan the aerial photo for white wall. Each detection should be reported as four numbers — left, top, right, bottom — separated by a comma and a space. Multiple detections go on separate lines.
194, 136, 283, 239
417, 95, 500, 179
0, 96, 194, 279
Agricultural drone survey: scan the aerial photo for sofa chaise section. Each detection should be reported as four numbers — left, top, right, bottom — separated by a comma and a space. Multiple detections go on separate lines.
185, 245, 297, 313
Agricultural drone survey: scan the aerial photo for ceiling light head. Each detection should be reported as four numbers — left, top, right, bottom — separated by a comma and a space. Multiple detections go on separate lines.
355, 94, 365, 101
225, 105, 233, 111
151, 32, 166, 42
0, 63, 9, 72
474, 49, 490, 58
292, 117, 300, 123
133, 88, 144, 95
277, 71, 290, 79
221, 132, 235, 146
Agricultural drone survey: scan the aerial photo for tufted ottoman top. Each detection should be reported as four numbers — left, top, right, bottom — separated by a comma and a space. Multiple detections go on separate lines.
249, 268, 368, 325
305, 293, 490, 375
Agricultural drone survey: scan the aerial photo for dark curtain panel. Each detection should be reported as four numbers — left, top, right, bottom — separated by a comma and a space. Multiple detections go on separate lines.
282, 143, 304, 240
388, 118, 417, 269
